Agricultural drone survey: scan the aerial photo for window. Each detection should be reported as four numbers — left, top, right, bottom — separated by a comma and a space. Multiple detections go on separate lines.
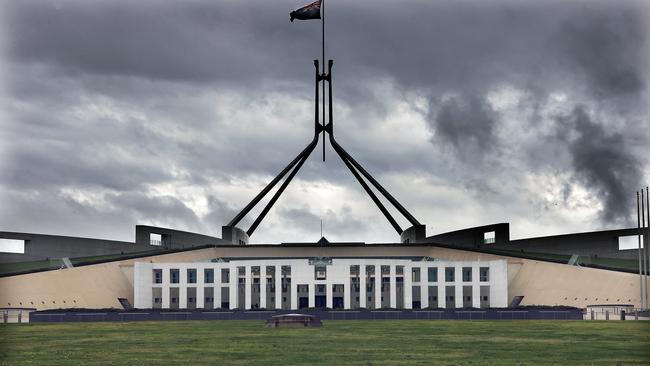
154, 298, 161, 303
483, 231, 496, 244
188, 297, 195, 303
315, 265, 327, 280
0, 239, 25, 254
427, 267, 437, 282
445, 267, 455, 282
221, 269, 230, 283
350, 265, 360, 276
153, 269, 162, 284
480, 267, 489, 282
204, 269, 214, 283
317, 284, 326, 293
171, 297, 177, 303
619, 235, 643, 250
170, 269, 180, 284
205, 297, 214, 303
462, 267, 472, 282
149, 233, 162, 246
187, 269, 197, 284
412, 268, 421, 282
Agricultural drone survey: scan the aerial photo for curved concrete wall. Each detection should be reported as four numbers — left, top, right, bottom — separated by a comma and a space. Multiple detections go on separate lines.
0, 244, 647, 311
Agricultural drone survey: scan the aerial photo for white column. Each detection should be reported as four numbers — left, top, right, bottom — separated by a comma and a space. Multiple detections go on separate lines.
375, 264, 382, 309
359, 265, 367, 309
472, 263, 481, 308
326, 283, 333, 308
229, 267, 238, 310
245, 266, 252, 310
344, 280, 351, 309
309, 283, 316, 308
162, 267, 170, 309
260, 268, 267, 309
403, 264, 412, 309
291, 280, 298, 310
179, 268, 187, 309
215, 267, 222, 309
420, 265, 429, 309
454, 265, 463, 308
162, 286, 170, 309
196, 267, 205, 309
438, 266, 445, 309
389, 265, 397, 308
275, 265, 282, 310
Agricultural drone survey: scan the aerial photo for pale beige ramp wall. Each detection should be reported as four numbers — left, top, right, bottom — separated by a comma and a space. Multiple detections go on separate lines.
427, 246, 649, 308
0, 245, 647, 310
0, 248, 218, 310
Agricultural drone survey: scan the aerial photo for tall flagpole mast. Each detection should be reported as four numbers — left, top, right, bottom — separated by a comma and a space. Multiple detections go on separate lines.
321, 0, 326, 161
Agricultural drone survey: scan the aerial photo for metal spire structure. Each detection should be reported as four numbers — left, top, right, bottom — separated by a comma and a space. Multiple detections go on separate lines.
222, 2, 425, 245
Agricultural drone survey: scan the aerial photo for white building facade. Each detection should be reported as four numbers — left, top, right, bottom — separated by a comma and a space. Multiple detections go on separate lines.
133, 258, 508, 310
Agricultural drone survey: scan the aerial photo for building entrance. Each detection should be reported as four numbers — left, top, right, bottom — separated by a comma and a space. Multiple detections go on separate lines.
315, 295, 326, 308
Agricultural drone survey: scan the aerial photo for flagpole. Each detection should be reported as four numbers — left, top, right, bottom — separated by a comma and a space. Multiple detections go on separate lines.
321, 0, 326, 161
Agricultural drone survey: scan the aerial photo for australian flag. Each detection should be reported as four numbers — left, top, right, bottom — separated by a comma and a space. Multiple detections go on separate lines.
290, 1, 321, 22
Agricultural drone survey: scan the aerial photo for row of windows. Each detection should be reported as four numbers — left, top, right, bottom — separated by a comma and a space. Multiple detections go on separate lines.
153, 266, 491, 284
153, 269, 230, 284
412, 267, 490, 283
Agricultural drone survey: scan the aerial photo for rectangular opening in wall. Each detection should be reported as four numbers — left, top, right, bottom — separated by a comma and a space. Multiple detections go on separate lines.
149, 233, 162, 246
445, 286, 455, 308
221, 269, 230, 283
170, 269, 179, 284
480, 286, 490, 309
483, 231, 496, 244
187, 269, 197, 284
0, 239, 25, 254
152, 269, 162, 284
618, 235, 643, 250
480, 267, 489, 282
445, 267, 455, 282
314, 265, 327, 280
428, 286, 438, 308
462, 286, 472, 308
204, 287, 214, 310
204, 269, 214, 284
462, 267, 472, 282
152, 288, 162, 309
412, 268, 420, 282
427, 267, 437, 282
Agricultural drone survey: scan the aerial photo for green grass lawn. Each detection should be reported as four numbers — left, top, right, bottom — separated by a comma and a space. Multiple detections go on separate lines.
1, 320, 648, 365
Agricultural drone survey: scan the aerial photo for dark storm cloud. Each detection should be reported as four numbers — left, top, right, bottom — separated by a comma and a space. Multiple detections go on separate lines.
6, 1, 646, 96
556, 9, 645, 98
427, 95, 498, 161
556, 106, 642, 224
3, 0, 314, 85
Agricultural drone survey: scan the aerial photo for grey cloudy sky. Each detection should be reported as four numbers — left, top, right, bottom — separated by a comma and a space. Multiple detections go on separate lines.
0, 0, 648, 244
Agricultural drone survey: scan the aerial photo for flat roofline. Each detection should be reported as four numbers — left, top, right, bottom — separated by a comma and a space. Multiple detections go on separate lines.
0, 230, 134, 245
510, 227, 638, 242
